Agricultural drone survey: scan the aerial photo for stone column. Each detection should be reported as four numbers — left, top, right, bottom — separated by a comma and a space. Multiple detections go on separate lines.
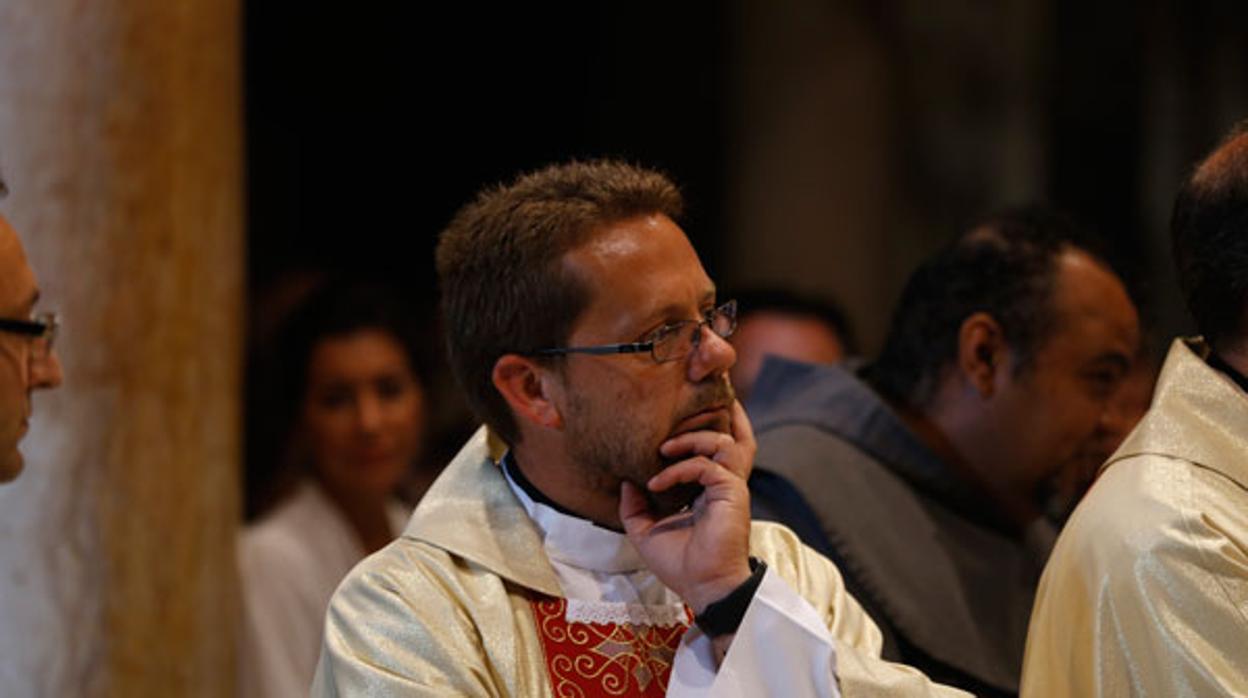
0, 1, 243, 696
728, 0, 906, 352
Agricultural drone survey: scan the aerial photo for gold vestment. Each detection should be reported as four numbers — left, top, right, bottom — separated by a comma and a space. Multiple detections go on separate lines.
312, 427, 967, 696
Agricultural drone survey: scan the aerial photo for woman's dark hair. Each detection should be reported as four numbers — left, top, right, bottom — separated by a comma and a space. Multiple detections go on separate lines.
244, 277, 427, 520
277, 280, 426, 426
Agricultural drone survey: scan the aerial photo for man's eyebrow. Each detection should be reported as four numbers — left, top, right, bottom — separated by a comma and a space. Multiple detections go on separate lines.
640, 289, 718, 328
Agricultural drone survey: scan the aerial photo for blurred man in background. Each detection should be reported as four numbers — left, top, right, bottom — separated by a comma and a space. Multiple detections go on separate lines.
748, 209, 1139, 697
729, 288, 854, 401
1045, 346, 1156, 522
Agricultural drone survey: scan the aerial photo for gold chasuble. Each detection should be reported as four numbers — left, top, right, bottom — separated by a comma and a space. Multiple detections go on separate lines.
312, 428, 967, 697
1022, 339, 1248, 696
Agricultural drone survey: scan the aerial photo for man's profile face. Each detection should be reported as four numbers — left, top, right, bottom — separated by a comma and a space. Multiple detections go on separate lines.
1050, 356, 1155, 514
0, 214, 63, 482
555, 214, 737, 515
987, 249, 1139, 498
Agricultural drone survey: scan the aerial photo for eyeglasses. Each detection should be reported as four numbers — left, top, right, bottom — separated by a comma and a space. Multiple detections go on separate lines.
0, 311, 59, 362
534, 300, 737, 364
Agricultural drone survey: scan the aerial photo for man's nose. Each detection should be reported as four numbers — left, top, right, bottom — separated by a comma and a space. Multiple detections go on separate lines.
688, 324, 736, 382
30, 348, 63, 390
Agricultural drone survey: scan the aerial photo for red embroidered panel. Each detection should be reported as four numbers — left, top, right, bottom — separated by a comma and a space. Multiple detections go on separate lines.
530, 597, 690, 697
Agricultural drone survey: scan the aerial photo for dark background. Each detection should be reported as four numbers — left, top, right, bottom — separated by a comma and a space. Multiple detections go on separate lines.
243, 0, 1248, 513
246, 2, 733, 299
246, 1, 1248, 337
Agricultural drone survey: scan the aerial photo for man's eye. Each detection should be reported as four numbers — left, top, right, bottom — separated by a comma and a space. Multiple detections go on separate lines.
1086, 370, 1123, 398
644, 323, 682, 344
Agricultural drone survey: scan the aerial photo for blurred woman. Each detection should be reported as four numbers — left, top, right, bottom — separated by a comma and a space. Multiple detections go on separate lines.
238, 280, 427, 698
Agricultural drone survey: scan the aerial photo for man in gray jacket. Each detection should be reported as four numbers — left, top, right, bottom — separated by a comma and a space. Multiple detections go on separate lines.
748, 209, 1139, 697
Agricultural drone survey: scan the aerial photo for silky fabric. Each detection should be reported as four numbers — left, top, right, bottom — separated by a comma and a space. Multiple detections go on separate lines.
1021, 338, 1248, 697
311, 427, 969, 697
238, 480, 410, 698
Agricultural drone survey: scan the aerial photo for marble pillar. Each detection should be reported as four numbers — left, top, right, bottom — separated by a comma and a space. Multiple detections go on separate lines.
729, 0, 906, 352
0, 1, 243, 695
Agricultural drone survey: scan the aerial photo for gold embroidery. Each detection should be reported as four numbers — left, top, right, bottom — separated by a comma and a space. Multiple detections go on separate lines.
532, 597, 688, 697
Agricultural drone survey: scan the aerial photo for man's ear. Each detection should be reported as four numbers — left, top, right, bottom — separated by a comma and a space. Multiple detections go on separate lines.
492, 354, 564, 431
957, 312, 1006, 398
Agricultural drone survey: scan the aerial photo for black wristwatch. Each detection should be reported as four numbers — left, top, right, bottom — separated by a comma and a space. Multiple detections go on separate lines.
693, 557, 767, 638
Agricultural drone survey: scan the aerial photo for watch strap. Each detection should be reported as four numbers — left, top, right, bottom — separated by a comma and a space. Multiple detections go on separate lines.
693, 557, 767, 637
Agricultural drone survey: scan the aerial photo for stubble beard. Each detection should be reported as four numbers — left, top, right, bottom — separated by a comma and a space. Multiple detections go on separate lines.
565, 378, 736, 520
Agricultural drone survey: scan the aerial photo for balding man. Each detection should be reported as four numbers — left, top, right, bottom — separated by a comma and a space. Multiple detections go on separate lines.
747, 208, 1140, 697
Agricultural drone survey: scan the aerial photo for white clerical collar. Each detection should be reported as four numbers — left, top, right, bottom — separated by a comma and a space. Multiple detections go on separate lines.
500, 453, 646, 575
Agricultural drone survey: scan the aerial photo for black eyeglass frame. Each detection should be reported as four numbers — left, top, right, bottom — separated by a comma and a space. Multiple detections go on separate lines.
532, 299, 737, 364
0, 312, 59, 356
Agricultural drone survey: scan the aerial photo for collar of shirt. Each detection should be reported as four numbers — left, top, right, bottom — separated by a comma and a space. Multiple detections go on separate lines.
500, 451, 686, 612
500, 452, 646, 575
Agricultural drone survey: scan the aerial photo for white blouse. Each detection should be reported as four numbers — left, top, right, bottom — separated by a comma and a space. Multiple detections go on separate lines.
238, 481, 410, 698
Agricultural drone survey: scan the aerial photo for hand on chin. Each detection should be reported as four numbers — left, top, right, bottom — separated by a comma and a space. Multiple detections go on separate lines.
619, 401, 757, 611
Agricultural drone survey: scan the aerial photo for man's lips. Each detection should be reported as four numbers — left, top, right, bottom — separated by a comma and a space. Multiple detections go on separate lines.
671, 404, 731, 436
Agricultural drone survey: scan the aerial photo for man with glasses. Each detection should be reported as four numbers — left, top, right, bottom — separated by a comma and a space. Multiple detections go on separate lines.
312, 161, 962, 696
0, 168, 63, 483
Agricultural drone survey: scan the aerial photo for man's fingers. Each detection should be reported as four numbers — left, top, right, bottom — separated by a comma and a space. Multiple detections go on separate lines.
729, 400, 756, 449
725, 400, 756, 478
658, 402, 756, 478
659, 430, 735, 460
618, 481, 655, 536
647, 456, 729, 493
